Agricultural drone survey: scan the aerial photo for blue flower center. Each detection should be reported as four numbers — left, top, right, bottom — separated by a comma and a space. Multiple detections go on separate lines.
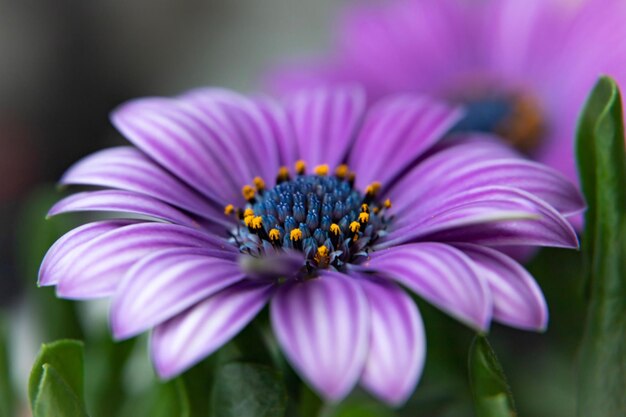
451, 90, 545, 154
225, 162, 392, 272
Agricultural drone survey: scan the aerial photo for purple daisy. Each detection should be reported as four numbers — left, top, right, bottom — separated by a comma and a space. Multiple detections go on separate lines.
271, 0, 626, 195
39, 86, 583, 405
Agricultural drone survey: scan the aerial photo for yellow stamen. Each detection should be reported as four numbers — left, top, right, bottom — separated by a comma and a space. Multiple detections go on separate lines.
329, 223, 341, 235
314, 245, 330, 267
295, 160, 306, 175
242, 185, 255, 201
224, 204, 235, 216
243, 208, 254, 218
359, 212, 369, 224
335, 164, 349, 179
250, 216, 263, 230
317, 245, 329, 257
314, 164, 329, 176
253, 176, 266, 192
269, 228, 281, 242
277, 166, 290, 182
243, 215, 254, 227
384, 198, 392, 209
290, 229, 303, 241
349, 221, 361, 234
360, 203, 369, 213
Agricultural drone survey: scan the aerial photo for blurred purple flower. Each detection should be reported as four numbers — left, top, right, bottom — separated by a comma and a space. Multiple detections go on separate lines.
271, 0, 626, 192
39, 86, 582, 405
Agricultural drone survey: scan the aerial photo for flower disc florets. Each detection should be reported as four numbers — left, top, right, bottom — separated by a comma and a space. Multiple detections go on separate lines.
227, 161, 391, 273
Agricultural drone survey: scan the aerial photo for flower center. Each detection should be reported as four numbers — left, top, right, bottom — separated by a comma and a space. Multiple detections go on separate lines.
225, 161, 392, 273
451, 89, 545, 155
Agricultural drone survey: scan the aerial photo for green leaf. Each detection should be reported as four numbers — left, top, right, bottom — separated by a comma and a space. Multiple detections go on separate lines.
17, 187, 84, 341
576, 77, 626, 416
210, 362, 287, 417
468, 336, 516, 417
119, 378, 190, 417
32, 364, 89, 417
0, 318, 15, 417
29, 340, 85, 410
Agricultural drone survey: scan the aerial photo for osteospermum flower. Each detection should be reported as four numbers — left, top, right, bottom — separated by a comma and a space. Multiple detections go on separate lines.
39, 86, 583, 405
271, 0, 626, 191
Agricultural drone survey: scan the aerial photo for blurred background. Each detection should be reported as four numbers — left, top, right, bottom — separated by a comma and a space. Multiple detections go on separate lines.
0, 1, 587, 416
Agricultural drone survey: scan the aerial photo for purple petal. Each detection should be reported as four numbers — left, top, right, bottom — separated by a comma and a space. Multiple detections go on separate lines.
48, 190, 198, 227
364, 242, 491, 330
110, 248, 246, 340
39, 220, 133, 286
56, 223, 236, 299
60, 146, 229, 225
381, 186, 578, 249
285, 86, 365, 168
354, 275, 425, 406
270, 271, 369, 402
387, 136, 521, 215
422, 188, 580, 248
455, 244, 548, 331
180, 89, 282, 184
254, 97, 298, 168
111, 97, 251, 205
151, 281, 272, 379
400, 158, 584, 217
349, 94, 462, 188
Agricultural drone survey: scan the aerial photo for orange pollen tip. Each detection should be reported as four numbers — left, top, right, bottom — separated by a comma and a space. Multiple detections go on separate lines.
243, 215, 254, 227
242, 185, 255, 200
359, 212, 369, 224
243, 208, 254, 218
329, 223, 341, 235
335, 164, 349, 178
253, 176, 265, 191
269, 228, 281, 241
314, 164, 330, 176
295, 160, 306, 175
317, 245, 329, 257
349, 221, 361, 233
277, 166, 290, 179
290, 229, 303, 241
384, 198, 392, 209
250, 216, 263, 230
360, 203, 369, 213
224, 204, 235, 215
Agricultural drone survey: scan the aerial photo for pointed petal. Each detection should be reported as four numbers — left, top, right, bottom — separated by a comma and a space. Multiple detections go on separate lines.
355, 275, 425, 406
56, 223, 236, 299
111, 97, 249, 205
110, 248, 245, 340
382, 186, 579, 249
364, 243, 492, 330
270, 272, 370, 402
286, 86, 366, 168
388, 136, 520, 215
180, 89, 282, 184
397, 157, 584, 217
48, 190, 198, 227
60, 146, 229, 225
455, 244, 548, 331
349, 94, 462, 188
39, 220, 133, 286
151, 282, 272, 379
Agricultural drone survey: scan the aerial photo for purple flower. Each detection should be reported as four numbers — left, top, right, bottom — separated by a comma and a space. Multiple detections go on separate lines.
39, 86, 583, 405
271, 0, 626, 194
